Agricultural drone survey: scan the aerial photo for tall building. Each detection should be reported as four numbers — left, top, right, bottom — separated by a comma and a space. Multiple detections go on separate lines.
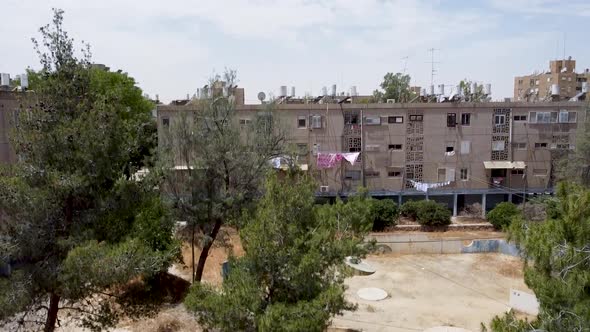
158, 89, 586, 217
514, 57, 590, 102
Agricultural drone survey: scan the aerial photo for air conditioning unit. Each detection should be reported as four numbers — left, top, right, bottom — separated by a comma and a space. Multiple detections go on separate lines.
320, 185, 329, 193
365, 144, 380, 152
310, 115, 323, 129
549, 143, 557, 150
386, 99, 395, 103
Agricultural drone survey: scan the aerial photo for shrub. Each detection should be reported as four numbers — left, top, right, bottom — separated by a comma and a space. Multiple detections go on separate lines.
486, 202, 520, 229
370, 199, 399, 231
415, 200, 452, 226
400, 200, 421, 219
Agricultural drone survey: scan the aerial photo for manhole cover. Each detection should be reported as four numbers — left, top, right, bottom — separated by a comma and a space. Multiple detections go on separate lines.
356, 287, 388, 301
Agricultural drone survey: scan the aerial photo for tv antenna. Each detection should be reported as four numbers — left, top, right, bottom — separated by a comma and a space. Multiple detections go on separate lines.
427, 48, 440, 86
401, 56, 409, 75
257, 91, 266, 103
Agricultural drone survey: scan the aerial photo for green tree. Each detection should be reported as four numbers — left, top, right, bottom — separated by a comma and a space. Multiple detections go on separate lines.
370, 198, 399, 231
459, 79, 488, 102
184, 174, 373, 331
0, 9, 176, 331
486, 202, 520, 230
372, 72, 414, 103
555, 101, 590, 185
490, 182, 590, 331
160, 71, 286, 282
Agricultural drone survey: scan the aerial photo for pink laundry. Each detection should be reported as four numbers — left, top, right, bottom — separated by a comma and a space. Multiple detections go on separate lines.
316, 152, 360, 169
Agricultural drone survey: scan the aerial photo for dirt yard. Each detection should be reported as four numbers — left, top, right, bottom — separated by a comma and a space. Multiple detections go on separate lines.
331, 253, 530, 332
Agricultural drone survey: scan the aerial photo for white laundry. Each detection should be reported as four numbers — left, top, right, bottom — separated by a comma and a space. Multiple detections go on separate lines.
409, 180, 451, 192
341, 152, 360, 166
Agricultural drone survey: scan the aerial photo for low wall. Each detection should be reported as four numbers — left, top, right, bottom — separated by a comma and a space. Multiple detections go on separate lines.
368, 233, 520, 256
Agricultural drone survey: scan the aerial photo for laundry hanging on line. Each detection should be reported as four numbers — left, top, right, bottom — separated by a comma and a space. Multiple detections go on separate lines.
408, 179, 452, 192
316, 152, 360, 169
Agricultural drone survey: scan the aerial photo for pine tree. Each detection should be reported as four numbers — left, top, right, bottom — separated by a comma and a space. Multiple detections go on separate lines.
185, 174, 373, 331
0, 9, 176, 331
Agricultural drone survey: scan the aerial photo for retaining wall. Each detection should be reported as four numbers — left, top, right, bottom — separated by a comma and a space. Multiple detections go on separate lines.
368, 233, 520, 256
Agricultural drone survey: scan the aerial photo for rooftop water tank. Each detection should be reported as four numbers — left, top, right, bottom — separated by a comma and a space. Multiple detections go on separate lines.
420, 88, 426, 97
291, 86, 296, 97
437, 84, 445, 96
470, 82, 477, 94
428, 85, 434, 96
551, 84, 560, 96
0, 73, 9, 86
331, 84, 337, 96
20, 73, 28, 89
484, 84, 491, 96
582, 82, 589, 93
457, 85, 463, 97
279, 86, 288, 97
351, 86, 358, 96
322, 86, 328, 96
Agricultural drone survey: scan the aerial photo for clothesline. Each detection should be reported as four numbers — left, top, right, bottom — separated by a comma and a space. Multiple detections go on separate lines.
316, 152, 360, 169
408, 179, 452, 192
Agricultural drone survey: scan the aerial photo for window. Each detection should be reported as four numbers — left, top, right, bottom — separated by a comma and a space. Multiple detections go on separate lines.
364, 116, 381, 125
388, 116, 403, 124
446, 142, 455, 153
387, 168, 403, 177
513, 115, 527, 121
312, 143, 320, 155
533, 169, 547, 176
562, 76, 567, 81
310, 115, 323, 128
344, 113, 359, 125
535, 142, 548, 149
529, 111, 558, 124
447, 113, 457, 127
461, 113, 471, 125
460, 141, 470, 154
511, 169, 524, 175
494, 114, 506, 125
344, 170, 361, 180
409, 115, 423, 122
556, 143, 570, 149
162, 117, 170, 128
365, 170, 380, 178
512, 142, 526, 149
558, 110, 577, 123
297, 116, 307, 128
296, 143, 307, 156
492, 140, 505, 151
388, 144, 403, 150
460, 168, 468, 181
239, 118, 251, 125
547, 77, 551, 82
568, 77, 572, 82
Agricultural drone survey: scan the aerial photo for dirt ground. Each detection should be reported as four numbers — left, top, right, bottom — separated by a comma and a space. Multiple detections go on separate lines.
331, 253, 530, 332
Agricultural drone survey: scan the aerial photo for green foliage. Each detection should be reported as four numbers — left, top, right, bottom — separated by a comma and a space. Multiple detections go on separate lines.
459, 79, 488, 102
487, 202, 520, 230
370, 199, 399, 231
373, 72, 415, 103
490, 182, 590, 331
400, 200, 421, 219
415, 200, 452, 226
486, 311, 537, 332
555, 101, 590, 185
185, 174, 373, 331
160, 70, 286, 282
0, 9, 173, 331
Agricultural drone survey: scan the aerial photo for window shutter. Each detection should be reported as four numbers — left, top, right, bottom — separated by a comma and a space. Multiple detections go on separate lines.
446, 168, 455, 182
460, 141, 471, 154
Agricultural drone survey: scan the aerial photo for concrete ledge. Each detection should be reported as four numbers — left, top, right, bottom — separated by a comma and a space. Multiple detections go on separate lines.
391, 223, 495, 232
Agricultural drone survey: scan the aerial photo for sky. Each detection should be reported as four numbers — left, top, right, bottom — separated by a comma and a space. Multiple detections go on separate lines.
1, 0, 589, 103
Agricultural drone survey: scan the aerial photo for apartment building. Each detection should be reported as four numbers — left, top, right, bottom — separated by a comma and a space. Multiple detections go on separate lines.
514, 57, 590, 101
157, 96, 586, 216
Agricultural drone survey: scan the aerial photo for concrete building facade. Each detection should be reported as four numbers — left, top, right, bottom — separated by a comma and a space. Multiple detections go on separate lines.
514, 58, 590, 101
158, 97, 587, 216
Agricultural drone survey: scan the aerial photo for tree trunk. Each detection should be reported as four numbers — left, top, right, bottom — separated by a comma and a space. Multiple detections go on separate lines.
191, 222, 195, 283
44, 293, 60, 332
194, 219, 222, 282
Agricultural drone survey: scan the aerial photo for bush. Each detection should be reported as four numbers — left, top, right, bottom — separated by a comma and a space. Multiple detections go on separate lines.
400, 200, 421, 219
486, 202, 520, 229
415, 200, 452, 226
370, 199, 399, 231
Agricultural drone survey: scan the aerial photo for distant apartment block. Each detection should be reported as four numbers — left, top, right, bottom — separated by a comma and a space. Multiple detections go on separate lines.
514, 57, 590, 102
158, 88, 586, 216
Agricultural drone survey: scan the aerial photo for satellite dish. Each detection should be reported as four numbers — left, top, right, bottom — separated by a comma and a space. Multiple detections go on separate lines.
257, 91, 266, 102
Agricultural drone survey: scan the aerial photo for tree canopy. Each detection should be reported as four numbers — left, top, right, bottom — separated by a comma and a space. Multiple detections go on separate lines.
489, 182, 590, 331
185, 174, 373, 331
0, 9, 175, 331
372, 72, 414, 103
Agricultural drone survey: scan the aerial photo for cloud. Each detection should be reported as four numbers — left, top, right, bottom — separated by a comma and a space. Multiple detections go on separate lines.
488, 0, 590, 17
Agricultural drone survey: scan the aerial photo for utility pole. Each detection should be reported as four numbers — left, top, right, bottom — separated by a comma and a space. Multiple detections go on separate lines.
361, 107, 366, 187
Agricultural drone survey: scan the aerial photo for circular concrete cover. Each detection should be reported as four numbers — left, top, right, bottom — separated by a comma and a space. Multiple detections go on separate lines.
357, 287, 388, 301
423, 327, 473, 332
345, 256, 376, 274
